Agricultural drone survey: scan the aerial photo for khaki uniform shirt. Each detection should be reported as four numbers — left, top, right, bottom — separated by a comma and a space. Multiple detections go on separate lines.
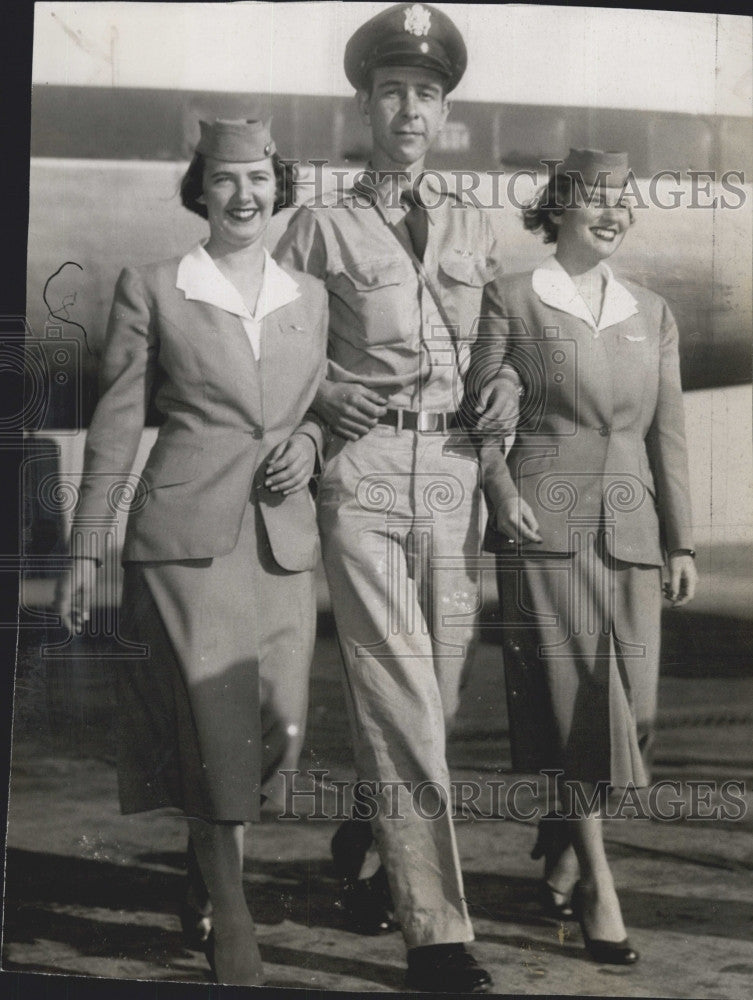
274, 172, 503, 412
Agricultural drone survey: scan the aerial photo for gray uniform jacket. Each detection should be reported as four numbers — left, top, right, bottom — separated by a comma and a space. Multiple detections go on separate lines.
73, 255, 328, 571
474, 259, 693, 566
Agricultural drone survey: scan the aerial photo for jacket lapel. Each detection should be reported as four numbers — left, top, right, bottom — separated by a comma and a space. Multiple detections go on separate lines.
259, 299, 315, 424
598, 272, 639, 330
529, 264, 615, 426
168, 295, 263, 421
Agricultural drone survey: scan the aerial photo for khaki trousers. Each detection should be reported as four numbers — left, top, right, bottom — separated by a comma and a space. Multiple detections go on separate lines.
318, 425, 481, 948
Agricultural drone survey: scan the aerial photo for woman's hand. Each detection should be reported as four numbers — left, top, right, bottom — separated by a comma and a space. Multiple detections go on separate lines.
54, 559, 98, 633
494, 493, 543, 545
265, 434, 317, 494
664, 552, 698, 607
313, 380, 389, 440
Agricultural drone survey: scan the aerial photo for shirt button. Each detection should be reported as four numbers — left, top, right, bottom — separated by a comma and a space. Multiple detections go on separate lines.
599, 425, 610, 437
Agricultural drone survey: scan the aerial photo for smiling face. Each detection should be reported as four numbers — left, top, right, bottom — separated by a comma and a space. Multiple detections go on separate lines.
552, 186, 633, 271
358, 65, 450, 172
199, 157, 276, 253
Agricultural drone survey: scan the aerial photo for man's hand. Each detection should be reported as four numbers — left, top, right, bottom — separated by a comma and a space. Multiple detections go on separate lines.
54, 560, 97, 633
664, 553, 698, 607
265, 434, 317, 494
313, 380, 389, 440
494, 493, 542, 545
474, 373, 520, 433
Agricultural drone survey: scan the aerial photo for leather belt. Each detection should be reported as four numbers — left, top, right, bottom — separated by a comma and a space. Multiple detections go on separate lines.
377, 409, 458, 433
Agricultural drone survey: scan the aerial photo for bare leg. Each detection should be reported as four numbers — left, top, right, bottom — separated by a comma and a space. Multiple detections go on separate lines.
182, 835, 213, 946
545, 842, 579, 905
563, 782, 627, 943
187, 818, 263, 985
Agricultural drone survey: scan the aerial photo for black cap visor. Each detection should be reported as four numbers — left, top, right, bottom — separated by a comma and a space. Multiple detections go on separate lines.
364, 41, 453, 85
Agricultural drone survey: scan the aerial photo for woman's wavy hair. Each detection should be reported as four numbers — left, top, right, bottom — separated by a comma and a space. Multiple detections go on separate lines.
180, 151, 294, 219
523, 173, 635, 244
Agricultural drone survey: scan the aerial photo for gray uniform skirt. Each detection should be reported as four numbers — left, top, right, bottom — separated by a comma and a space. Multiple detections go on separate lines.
497, 527, 662, 788
116, 499, 316, 822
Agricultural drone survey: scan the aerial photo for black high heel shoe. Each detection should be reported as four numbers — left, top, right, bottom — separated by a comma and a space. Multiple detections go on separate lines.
331, 819, 398, 935
571, 883, 639, 965
530, 813, 576, 919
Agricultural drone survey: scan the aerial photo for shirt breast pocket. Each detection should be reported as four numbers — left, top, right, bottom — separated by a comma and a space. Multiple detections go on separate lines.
330, 256, 414, 346
438, 252, 496, 288
437, 252, 497, 342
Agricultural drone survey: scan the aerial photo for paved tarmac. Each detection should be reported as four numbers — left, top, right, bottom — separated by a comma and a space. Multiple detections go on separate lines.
2, 620, 753, 998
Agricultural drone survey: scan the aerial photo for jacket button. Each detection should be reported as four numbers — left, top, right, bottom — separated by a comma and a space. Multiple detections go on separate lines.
251, 428, 263, 440
599, 425, 610, 437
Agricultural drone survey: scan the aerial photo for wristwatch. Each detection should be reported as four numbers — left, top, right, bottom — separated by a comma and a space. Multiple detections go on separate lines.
670, 548, 696, 558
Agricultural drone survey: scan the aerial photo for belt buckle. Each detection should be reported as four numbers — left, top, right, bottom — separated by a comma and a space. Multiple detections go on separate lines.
416, 411, 439, 433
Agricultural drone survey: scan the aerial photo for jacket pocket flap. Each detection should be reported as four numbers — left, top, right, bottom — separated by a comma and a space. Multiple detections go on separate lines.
143, 443, 202, 488
510, 453, 554, 479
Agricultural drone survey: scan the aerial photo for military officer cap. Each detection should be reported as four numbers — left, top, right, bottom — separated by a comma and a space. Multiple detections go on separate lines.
344, 3, 467, 93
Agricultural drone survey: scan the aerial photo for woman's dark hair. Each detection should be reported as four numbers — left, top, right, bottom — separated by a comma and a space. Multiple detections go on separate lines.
180, 151, 293, 219
522, 173, 635, 244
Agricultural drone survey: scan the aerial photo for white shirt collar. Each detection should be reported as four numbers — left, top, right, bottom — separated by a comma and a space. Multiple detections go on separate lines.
531, 256, 638, 333
176, 242, 300, 320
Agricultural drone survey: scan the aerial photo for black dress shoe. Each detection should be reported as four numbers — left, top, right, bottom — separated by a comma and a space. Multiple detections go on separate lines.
338, 866, 399, 935
331, 818, 375, 878
332, 819, 398, 935
405, 944, 492, 994
572, 884, 639, 965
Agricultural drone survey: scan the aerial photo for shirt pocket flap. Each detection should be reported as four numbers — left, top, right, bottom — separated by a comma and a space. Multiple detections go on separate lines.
338, 257, 410, 291
439, 251, 495, 287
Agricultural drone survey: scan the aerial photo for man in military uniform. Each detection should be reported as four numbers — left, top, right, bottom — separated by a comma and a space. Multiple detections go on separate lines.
275, 3, 518, 991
